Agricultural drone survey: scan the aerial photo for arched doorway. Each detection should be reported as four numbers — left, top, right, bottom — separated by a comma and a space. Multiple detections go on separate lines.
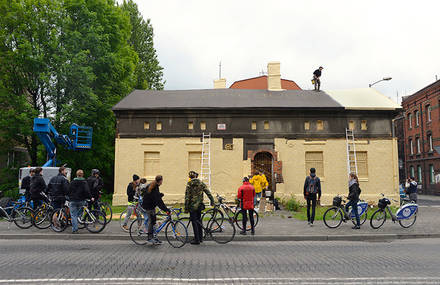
253, 151, 274, 192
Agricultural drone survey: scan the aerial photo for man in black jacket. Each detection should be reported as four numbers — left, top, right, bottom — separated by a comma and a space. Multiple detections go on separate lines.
303, 168, 322, 226
21, 168, 35, 202
68, 169, 92, 233
87, 169, 103, 210
313, 66, 323, 91
47, 166, 69, 210
30, 167, 47, 210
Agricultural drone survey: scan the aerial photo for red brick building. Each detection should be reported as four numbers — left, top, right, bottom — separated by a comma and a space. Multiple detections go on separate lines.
402, 80, 440, 195
230, 75, 301, 90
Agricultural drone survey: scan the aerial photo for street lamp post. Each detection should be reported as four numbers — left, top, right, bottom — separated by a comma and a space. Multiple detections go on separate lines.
369, 77, 392, 87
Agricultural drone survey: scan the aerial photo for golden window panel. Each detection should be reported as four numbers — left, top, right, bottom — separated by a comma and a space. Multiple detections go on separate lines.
188, 121, 194, 130
349, 120, 355, 130
200, 121, 206, 130
188, 152, 202, 174
317, 120, 324, 131
305, 151, 324, 177
144, 152, 160, 177
350, 151, 368, 178
304, 121, 310, 130
156, 122, 162, 131
361, 120, 367, 131
251, 121, 257, 130
144, 122, 150, 130
264, 121, 270, 130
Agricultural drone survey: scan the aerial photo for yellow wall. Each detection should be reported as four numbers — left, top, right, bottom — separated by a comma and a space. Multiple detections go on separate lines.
113, 137, 399, 206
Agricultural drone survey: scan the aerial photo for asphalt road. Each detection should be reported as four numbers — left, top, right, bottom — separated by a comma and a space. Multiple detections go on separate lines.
1, 239, 440, 284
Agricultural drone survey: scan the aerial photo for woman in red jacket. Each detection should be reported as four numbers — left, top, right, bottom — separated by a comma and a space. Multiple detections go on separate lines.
237, 177, 256, 235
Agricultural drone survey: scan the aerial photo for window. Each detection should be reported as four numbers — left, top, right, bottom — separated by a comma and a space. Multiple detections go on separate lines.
317, 120, 324, 131
156, 122, 162, 131
361, 120, 367, 131
188, 121, 194, 130
410, 166, 415, 178
200, 121, 206, 130
188, 152, 201, 174
409, 139, 414, 155
427, 105, 432, 122
251, 121, 257, 130
348, 120, 355, 130
305, 151, 324, 177
408, 113, 413, 128
143, 122, 150, 130
304, 121, 310, 130
430, 164, 435, 184
417, 165, 422, 183
144, 152, 160, 177
415, 110, 419, 126
350, 151, 368, 178
416, 138, 421, 153
264, 121, 269, 130
428, 134, 433, 152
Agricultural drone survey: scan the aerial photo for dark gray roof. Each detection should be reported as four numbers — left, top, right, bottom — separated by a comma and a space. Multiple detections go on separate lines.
113, 89, 344, 111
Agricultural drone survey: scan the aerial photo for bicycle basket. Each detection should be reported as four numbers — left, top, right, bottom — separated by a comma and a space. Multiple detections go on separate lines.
378, 198, 390, 209
333, 196, 342, 207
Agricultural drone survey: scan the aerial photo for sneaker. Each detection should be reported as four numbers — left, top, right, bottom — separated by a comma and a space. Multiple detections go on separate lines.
122, 225, 128, 231
240, 230, 247, 235
310, 222, 314, 227
147, 238, 155, 244
190, 239, 200, 245
72, 230, 79, 234
352, 225, 360, 230
307, 221, 311, 226
251, 231, 255, 236
153, 238, 162, 244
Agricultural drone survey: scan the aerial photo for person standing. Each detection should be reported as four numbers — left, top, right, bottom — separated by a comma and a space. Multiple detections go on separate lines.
185, 171, 215, 245
29, 167, 47, 210
21, 168, 35, 203
142, 175, 170, 244
250, 171, 268, 205
346, 173, 361, 230
406, 176, 418, 203
303, 168, 321, 226
312, 66, 324, 91
87, 169, 104, 210
47, 166, 69, 210
237, 177, 256, 235
122, 174, 140, 231
68, 169, 92, 234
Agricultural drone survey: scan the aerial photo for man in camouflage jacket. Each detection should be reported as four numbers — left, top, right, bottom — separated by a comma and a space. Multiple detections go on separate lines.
185, 171, 214, 245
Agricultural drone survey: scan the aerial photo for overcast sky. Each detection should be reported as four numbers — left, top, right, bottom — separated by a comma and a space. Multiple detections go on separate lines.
136, 0, 439, 102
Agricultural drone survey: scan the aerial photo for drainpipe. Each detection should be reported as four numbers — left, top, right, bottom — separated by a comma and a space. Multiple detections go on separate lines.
419, 102, 426, 193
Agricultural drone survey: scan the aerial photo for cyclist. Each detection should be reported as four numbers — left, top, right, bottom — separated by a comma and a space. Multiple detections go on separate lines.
142, 175, 170, 245
47, 166, 70, 210
405, 177, 418, 203
237, 177, 256, 235
21, 168, 35, 203
346, 173, 361, 230
185, 170, 214, 245
87, 169, 103, 210
68, 169, 92, 234
29, 167, 47, 210
121, 174, 140, 231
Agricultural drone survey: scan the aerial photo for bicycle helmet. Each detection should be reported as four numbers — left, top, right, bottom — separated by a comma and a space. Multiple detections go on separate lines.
92, 169, 100, 176
188, 171, 198, 179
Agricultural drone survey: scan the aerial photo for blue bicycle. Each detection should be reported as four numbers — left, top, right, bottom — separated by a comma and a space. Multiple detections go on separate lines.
129, 208, 188, 248
0, 193, 34, 229
370, 194, 418, 229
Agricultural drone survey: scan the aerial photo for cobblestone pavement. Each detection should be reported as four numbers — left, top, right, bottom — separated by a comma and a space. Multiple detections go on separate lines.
0, 239, 440, 284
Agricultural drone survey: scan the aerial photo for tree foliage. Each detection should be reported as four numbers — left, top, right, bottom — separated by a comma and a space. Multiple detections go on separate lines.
0, 0, 164, 193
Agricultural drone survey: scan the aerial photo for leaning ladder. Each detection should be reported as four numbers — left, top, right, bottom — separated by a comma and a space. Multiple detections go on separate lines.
200, 133, 211, 189
346, 128, 358, 176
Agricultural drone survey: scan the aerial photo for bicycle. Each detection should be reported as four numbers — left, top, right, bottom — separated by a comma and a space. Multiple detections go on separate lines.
0, 193, 34, 229
32, 193, 56, 230
120, 198, 144, 232
129, 208, 188, 248
97, 191, 112, 224
323, 195, 369, 229
370, 193, 418, 229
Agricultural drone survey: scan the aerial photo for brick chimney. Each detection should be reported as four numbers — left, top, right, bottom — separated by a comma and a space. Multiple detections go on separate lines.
214, 78, 226, 89
267, 62, 282, 91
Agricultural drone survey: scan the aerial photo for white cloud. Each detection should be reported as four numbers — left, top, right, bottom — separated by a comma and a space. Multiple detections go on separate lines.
136, 0, 440, 100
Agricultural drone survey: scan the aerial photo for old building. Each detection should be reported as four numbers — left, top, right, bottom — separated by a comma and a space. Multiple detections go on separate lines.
402, 80, 440, 195
112, 62, 401, 205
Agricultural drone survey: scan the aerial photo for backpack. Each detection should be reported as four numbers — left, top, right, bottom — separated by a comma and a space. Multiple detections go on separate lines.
307, 176, 318, 194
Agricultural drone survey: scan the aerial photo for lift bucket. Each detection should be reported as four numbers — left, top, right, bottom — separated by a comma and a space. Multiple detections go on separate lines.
70, 124, 93, 149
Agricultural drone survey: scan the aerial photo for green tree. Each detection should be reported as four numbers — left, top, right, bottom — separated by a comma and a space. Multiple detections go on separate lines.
121, 0, 164, 90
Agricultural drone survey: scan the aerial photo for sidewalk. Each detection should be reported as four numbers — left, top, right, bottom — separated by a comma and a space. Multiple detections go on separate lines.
1, 204, 439, 242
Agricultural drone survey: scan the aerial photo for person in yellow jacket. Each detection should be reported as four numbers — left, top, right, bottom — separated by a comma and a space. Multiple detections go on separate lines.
249, 171, 268, 204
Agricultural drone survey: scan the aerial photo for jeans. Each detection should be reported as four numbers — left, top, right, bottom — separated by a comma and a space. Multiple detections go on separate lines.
254, 192, 262, 205
145, 209, 156, 239
122, 204, 135, 226
314, 77, 321, 90
306, 195, 317, 223
241, 209, 255, 232
409, 193, 418, 203
69, 201, 85, 232
345, 199, 360, 226
190, 209, 203, 242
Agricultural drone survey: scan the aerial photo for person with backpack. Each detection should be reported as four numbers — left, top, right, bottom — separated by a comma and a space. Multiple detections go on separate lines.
21, 168, 35, 203
405, 176, 418, 203
346, 173, 361, 230
237, 177, 256, 235
303, 168, 321, 226
30, 167, 47, 210
68, 169, 92, 234
87, 169, 104, 210
121, 174, 140, 231
47, 166, 70, 210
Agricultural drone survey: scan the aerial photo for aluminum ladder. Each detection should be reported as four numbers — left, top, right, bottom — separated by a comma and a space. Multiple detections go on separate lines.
200, 133, 211, 189
346, 128, 358, 176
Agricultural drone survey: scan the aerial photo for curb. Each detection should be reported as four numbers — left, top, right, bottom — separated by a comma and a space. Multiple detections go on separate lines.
1, 233, 440, 242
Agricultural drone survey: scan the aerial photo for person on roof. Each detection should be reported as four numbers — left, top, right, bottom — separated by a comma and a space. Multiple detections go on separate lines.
312, 66, 323, 91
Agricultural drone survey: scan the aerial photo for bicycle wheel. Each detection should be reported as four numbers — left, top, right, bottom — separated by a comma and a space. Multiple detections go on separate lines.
201, 209, 223, 228
209, 217, 236, 244
33, 207, 52, 229
50, 208, 68, 232
234, 209, 259, 231
85, 210, 107, 233
13, 207, 33, 229
399, 212, 417, 228
370, 209, 387, 229
165, 220, 188, 248
351, 209, 368, 226
129, 218, 149, 245
323, 207, 343, 229
100, 202, 112, 224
